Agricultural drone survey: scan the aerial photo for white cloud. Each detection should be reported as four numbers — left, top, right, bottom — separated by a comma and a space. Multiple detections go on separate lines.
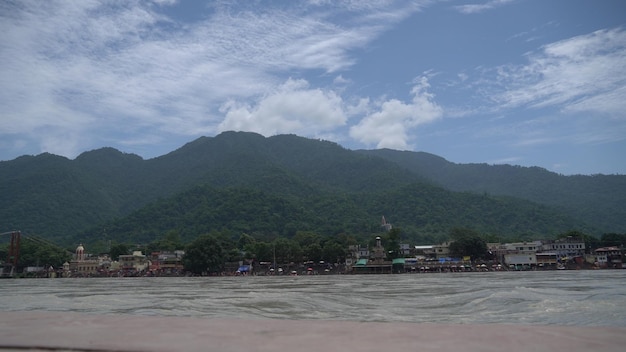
0, 0, 423, 159
218, 79, 347, 136
492, 28, 626, 117
349, 76, 443, 149
455, 0, 515, 14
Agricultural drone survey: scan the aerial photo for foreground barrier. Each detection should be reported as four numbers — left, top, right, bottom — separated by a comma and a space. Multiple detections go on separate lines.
0, 311, 624, 352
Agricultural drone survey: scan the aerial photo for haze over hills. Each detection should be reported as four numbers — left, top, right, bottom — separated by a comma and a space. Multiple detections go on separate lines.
1, 131, 623, 247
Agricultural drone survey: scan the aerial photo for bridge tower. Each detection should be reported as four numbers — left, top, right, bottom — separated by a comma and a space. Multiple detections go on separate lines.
1, 231, 21, 277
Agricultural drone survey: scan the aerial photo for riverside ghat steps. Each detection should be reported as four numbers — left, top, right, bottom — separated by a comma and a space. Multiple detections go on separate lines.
0, 311, 624, 352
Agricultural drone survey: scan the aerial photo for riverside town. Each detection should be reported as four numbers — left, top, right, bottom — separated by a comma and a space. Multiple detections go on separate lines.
3, 217, 625, 278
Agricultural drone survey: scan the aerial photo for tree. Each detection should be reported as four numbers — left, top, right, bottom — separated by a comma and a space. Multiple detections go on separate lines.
245, 241, 273, 262
272, 238, 302, 264
109, 243, 130, 261
600, 233, 626, 247
146, 230, 183, 253
384, 228, 402, 259
182, 234, 225, 275
15, 239, 71, 268
304, 243, 323, 262
293, 231, 322, 247
321, 240, 346, 263
237, 233, 256, 250
448, 228, 487, 261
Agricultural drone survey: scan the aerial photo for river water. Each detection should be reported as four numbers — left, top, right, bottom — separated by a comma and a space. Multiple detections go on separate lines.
2, 270, 625, 326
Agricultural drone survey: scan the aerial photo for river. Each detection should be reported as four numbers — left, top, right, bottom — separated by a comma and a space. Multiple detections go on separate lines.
2, 270, 625, 326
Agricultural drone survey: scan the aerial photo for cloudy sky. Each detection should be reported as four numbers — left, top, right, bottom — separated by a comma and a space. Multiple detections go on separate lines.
1, 0, 625, 175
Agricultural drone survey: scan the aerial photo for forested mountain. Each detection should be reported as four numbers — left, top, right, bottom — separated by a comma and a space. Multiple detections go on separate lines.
357, 149, 626, 233
76, 183, 581, 247
1, 131, 621, 247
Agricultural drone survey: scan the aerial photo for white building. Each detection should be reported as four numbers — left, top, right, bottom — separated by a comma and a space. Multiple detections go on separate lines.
542, 237, 586, 258
504, 253, 537, 266
501, 241, 543, 253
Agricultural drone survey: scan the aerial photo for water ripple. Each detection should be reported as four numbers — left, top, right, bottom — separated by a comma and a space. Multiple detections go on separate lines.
1, 271, 625, 326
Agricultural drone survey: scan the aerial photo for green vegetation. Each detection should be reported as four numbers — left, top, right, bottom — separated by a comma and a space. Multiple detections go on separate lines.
182, 234, 227, 274
359, 149, 626, 233
1, 131, 624, 251
447, 228, 488, 260
0, 236, 72, 268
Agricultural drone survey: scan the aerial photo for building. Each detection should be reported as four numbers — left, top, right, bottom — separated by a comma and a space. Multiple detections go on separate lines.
346, 244, 370, 267
352, 236, 392, 274
542, 237, 586, 259
504, 253, 537, 269
347, 245, 370, 259
149, 250, 185, 275
502, 241, 543, 253
413, 245, 435, 260
381, 216, 392, 232
64, 244, 101, 277
118, 251, 149, 273
432, 242, 451, 260
594, 247, 622, 268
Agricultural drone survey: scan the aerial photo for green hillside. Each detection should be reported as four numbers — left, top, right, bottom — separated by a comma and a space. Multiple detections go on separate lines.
75, 183, 585, 247
357, 149, 626, 233
1, 131, 620, 247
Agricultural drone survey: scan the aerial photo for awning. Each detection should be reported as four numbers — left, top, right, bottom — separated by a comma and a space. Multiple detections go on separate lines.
392, 258, 405, 265
355, 259, 368, 266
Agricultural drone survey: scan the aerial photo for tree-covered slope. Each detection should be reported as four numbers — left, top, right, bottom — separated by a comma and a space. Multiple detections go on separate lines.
1, 132, 423, 240
75, 182, 588, 246
0, 153, 121, 240
358, 149, 626, 233
0, 131, 618, 246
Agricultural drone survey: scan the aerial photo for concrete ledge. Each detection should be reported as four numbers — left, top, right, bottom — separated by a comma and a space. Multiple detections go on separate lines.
1, 311, 624, 352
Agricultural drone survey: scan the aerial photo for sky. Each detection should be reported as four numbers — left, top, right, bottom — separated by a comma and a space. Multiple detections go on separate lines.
1, 0, 625, 175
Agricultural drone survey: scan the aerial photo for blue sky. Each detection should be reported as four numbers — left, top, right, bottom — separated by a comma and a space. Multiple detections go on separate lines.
1, 0, 625, 175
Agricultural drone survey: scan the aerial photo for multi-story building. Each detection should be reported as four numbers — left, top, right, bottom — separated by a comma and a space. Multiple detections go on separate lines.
432, 242, 451, 260
542, 237, 586, 258
149, 250, 185, 274
502, 241, 543, 253
118, 251, 149, 273
399, 243, 412, 256
594, 247, 622, 268
413, 245, 435, 260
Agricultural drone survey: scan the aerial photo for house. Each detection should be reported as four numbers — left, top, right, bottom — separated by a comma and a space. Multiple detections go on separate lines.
432, 242, 451, 260
149, 250, 185, 274
594, 247, 622, 268
118, 251, 149, 273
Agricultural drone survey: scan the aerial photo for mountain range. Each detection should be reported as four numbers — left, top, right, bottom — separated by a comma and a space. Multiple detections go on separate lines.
1, 131, 624, 247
